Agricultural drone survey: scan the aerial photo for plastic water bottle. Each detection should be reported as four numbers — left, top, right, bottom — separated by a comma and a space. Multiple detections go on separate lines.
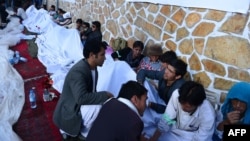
43, 88, 50, 102
29, 87, 37, 109
13, 51, 20, 64
19, 57, 28, 62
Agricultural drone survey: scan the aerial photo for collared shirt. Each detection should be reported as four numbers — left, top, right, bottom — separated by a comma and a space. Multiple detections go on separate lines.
159, 89, 216, 141
118, 97, 140, 117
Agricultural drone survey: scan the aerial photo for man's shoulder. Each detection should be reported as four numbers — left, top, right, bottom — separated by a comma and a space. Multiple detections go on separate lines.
120, 46, 132, 52
173, 78, 186, 87
171, 89, 180, 98
70, 59, 89, 70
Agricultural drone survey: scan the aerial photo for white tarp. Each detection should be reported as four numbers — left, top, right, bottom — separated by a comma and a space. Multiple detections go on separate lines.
126, 0, 250, 14
0, 18, 28, 141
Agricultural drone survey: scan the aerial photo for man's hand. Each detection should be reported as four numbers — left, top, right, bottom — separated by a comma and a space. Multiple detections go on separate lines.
227, 110, 241, 124
140, 133, 149, 141
106, 92, 114, 98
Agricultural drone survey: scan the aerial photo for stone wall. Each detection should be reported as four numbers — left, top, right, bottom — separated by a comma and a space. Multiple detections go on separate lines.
46, 0, 250, 98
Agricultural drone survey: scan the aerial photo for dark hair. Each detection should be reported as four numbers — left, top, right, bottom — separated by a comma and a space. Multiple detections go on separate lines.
169, 59, 187, 78
92, 21, 101, 31
118, 80, 147, 100
58, 8, 65, 14
159, 50, 177, 64
133, 40, 144, 50
76, 18, 83, 24
14, 0, 22, 8
178, 81, 206, 107
51, 5, 55, 9
83, 40, 107, 58
102, 41, 109, 47
83, 22, 90, 28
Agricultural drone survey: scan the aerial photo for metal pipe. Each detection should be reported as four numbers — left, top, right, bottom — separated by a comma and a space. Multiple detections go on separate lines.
56, 0, 59, 10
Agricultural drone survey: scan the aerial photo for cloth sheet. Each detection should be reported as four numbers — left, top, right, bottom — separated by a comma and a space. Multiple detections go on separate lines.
21, 5, 167, 140
0, 17, 29, 141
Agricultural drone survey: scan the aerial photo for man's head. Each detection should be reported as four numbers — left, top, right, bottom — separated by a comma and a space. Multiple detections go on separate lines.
147, 44, 163, 62
57, 8, 65, 15
225, 82, 250, 118
82, 22, 90, 30
132, 40, 144, 58
76, 18, 83, 29
163, 58, 187, 82
50, 5, 55, 11
83, 40, 107, 67
178, 81, 206, 113
91, 21, 101, 31
118, 81, 148, 116
159, 50, 177, 68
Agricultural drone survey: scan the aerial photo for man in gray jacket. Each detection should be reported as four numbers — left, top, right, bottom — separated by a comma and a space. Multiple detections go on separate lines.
53, 40, 113, 140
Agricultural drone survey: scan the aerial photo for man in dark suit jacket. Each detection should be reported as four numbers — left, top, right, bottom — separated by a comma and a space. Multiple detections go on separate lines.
53, 40, 113, 140
86, 80, 148, 141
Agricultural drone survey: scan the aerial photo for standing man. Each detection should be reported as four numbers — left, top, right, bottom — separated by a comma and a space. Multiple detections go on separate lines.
86, 80, 148, 141
53, 40, 113, 140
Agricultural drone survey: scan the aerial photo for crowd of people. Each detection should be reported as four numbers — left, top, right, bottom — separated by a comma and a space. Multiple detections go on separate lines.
1, 2, 249, 141
52, 30, 250, 141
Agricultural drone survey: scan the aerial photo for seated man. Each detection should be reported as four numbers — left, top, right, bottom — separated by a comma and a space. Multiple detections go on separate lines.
213, 82, 250, 141
48, 5, 56, 17
137, 44, 163, 72
86, 80, 148, 141
53, 40, 114, 140
85, 21, 102, 43
81, 21, 93, 46
148, 81, 216, 141
137, 57, 187, 113
111, 40, 144, 70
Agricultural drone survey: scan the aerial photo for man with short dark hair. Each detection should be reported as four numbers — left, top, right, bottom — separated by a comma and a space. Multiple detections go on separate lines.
85, 21, 102, 43
86, 80, 148, 141
53, 40, 113, 140
111, 40, 145, 70
148, 81, 215, 141
137, 57, 187, 113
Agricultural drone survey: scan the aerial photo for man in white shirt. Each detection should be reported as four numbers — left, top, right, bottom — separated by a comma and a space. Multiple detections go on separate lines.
147, 81, 216, 141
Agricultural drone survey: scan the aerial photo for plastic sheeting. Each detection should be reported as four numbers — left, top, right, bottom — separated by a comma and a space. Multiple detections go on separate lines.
0, 18, 27, 141
0, 55, 24, 141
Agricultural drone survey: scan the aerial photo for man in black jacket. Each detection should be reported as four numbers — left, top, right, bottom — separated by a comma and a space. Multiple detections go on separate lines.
86, 80, 148, 141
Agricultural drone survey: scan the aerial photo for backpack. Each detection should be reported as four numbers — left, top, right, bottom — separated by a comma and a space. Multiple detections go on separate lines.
111, 37, 127, 51
27, 38, 38, 58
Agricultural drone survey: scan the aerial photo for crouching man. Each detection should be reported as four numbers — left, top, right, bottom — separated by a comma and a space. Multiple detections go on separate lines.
86, 80, 148, 141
